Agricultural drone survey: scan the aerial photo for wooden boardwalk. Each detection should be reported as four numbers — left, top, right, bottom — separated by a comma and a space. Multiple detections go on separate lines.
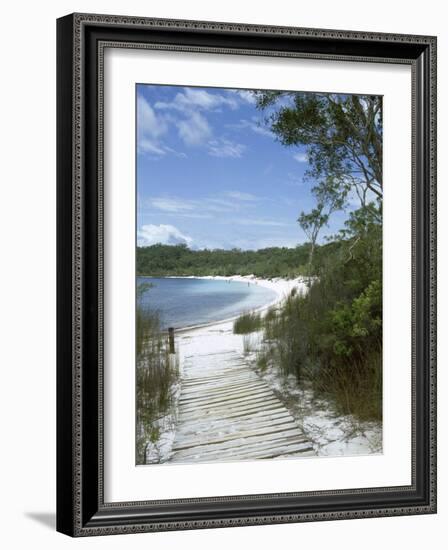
170, 346, 314, 463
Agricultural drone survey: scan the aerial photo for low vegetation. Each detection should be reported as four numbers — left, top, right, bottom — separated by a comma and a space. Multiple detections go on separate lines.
136, 291, 179, 465
233, 312, 262, 334
242, 334, 256, 355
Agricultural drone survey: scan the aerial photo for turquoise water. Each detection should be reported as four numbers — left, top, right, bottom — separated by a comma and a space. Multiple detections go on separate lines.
137, 277, 277, 330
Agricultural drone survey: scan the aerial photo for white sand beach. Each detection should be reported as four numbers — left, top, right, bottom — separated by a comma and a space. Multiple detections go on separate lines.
172, 274, 306, 333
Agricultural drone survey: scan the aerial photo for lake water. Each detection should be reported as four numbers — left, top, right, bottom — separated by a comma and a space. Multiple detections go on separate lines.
137, 277, 277, 330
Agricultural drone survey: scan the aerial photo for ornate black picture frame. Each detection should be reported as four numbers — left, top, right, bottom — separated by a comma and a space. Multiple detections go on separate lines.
57, 13, 437, 537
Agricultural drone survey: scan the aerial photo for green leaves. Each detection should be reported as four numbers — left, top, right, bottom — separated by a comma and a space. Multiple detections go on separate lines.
326, 279, 382, 359
255, 91, 383, 203
351, 280, 382, 338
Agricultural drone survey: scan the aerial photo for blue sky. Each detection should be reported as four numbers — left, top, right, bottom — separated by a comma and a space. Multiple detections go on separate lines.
136, 84, 351, 250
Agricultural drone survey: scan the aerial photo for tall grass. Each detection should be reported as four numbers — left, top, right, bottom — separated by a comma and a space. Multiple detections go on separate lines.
233, 311, 262, 334
256, 275, 382, 421
136, 304, 179, 464
310, 349, 382, 421
242, 334, 255, 354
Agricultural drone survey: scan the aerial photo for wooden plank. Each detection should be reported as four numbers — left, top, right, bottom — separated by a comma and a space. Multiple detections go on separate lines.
179, 388, 273, 409
183, 374, 253, 385
178, 402, 288, 424
181, 377, 257, 392
174, 411, 293, 438
173, 414, 297, 443
173, 425, 306, 453
170, 348, 314, 463
179, 393, 274, 414
173, 438, 313, 463
178, 397, 281, 421
183, 372, 262, 385
180, 380, 262, 397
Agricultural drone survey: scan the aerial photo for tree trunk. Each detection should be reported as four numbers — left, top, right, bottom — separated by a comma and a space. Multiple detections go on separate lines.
307, 241, 315, 283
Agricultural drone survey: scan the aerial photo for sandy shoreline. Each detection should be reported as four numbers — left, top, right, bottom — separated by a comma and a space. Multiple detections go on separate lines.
174, 275, 306, 376
171, 275, 307, 334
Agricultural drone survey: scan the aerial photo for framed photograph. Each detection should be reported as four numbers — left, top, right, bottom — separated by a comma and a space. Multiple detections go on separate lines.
57, 13, 437, 536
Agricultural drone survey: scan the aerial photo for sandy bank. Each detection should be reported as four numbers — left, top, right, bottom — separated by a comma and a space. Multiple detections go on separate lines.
172, 275, 307, 334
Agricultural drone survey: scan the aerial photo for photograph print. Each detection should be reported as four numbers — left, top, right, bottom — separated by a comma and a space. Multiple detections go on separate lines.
135, 84, 383, 466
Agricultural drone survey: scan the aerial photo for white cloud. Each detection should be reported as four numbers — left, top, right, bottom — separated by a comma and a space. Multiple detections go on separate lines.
225, 191, 258, 201
232, 90, 257, 104
138, 139, 167, 156
205, 197, 240, 212
146, 192, 257, 217
226, 118, 274, 139
164, 146, 188, 159
149, 197, 195, 213
155, 88, 239, 112
174, 213, 213, 220
137, 95, 167, 139
139, 88, 264, 156
137, 95, 186, 157
293, 152, 308, 163
207, 139, 245, 158
137, 224, 193, 247
250, 124, 275, 138
147, 196, 237, 215
177, 112, 212, 146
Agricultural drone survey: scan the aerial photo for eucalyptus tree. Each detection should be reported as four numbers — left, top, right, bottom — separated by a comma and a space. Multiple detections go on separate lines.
298, 176, 347, 276
255, 91, 383, 201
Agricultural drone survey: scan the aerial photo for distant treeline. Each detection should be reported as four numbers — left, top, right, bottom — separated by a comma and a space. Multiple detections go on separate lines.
136, 243, 328, 279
